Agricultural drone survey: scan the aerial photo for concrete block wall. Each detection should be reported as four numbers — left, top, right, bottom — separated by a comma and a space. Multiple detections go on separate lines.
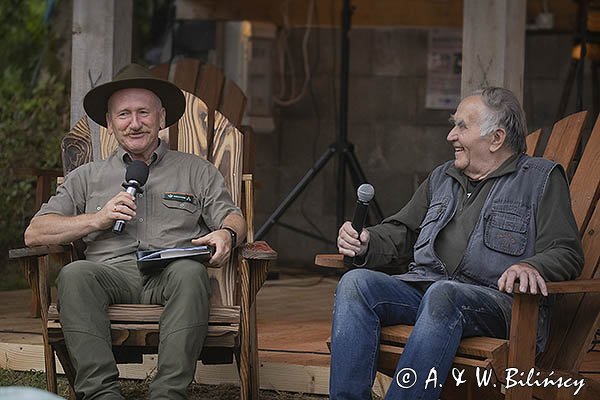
253, 27, 586, 268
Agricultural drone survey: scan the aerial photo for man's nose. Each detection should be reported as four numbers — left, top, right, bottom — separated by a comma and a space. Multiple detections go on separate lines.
447, 127, 457, 142
130, 113, 143, 129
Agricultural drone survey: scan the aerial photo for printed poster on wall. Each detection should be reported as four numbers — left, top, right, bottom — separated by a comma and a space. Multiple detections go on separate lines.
426, 28, 462, 110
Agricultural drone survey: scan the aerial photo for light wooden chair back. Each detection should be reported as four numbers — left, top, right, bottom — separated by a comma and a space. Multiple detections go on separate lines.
536, 112, 600, 375
525, 128, 542, 156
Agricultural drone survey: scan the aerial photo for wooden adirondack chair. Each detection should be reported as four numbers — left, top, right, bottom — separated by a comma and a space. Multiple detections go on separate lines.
9, 58, 276, 400
315, 110, 600, 399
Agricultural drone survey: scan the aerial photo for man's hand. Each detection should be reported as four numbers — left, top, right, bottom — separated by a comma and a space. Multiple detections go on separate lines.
337, 221, 370, 258
498, 263, 548, 296
25, 191, 137, 246
94, 192, 137, 230
192, 229, 232, 267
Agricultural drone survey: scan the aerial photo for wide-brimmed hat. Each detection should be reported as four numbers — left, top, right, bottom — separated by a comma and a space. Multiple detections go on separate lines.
83, 63, 185, 128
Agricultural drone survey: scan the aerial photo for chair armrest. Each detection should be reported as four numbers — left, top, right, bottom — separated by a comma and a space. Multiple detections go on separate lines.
504, 278, 600, 393
239, 241, 277, 260
9, 245, 71, 260
510, 279, 600, 295
546, 279, 600, 294
13, 167, 63, 178
315, 254, 345, 269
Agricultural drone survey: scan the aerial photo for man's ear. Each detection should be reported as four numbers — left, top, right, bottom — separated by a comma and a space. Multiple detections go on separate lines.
160, 107, 166, 130
106, 113, 113, 135
490, 128, 507, 152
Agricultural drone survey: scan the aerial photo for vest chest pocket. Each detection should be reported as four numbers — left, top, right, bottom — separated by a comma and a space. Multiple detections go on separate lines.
414, 200, 447, 250
484, 203, 530, 256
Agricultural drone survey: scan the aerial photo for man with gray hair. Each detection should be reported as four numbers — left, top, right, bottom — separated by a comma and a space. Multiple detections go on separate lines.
329, 87, 584, 400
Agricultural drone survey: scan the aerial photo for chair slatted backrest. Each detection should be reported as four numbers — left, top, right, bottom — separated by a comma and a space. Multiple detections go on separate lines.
542, 110, 587, 177
61, 116, 92, 176
61, 58, 247, 308
570, 115, 600, 234
525, 128, 542, 156
537, 113, 600, 373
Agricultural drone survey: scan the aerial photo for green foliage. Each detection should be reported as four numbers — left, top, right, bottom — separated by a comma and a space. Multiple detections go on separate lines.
0, 0, 47, 82
0, 71, 66, 243
0, 0, 68, 279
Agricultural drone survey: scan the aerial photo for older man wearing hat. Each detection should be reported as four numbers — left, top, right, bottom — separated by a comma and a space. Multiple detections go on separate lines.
24, 64, 246, 400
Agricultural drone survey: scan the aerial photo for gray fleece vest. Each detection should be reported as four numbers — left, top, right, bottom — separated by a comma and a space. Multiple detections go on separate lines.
405, 154, 557, 289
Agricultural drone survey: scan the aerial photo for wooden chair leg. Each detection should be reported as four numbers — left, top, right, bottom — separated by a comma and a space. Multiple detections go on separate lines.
249, 302, 260, 399
21, 259, 41, 318
37, 256, 57, 393
505, 293, 540, 400
54, 342, 78, 399
43, 342, 58, 394
249, 259, 269, 398
238, 254, 270, 400
238, 258, 251, 400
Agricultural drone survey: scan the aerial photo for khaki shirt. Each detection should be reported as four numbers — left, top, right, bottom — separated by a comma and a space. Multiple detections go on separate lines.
36, 140, 242, 264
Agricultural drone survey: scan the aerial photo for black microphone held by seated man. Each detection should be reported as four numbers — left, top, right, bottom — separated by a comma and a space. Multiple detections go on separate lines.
344, 183, 375, 267
113, 160, 150, 234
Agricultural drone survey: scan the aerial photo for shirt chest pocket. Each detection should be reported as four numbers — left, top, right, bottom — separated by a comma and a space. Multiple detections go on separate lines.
484, 203, 530, 256
85, 194, 116, 214
161, 198, 199, 214
152, 196, 201, 238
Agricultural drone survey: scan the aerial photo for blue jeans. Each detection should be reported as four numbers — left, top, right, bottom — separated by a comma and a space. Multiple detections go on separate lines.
329, 269, 513, 400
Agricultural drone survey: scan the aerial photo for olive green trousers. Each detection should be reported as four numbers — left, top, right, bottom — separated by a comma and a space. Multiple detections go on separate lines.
56, 258, 210, 400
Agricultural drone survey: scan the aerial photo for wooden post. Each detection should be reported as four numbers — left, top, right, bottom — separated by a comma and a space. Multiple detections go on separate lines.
71, 0, 132, 160
461, 0, 526, 103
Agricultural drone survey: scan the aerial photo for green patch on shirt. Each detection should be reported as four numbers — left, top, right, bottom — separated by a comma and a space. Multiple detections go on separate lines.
162, 192, 196, 204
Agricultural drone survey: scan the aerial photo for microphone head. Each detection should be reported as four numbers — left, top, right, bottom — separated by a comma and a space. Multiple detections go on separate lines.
125, 160, 150, 186
357, 183, 375, 203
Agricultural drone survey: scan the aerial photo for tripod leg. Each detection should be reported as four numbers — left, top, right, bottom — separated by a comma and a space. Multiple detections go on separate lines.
557, 59, 577, 120
344, 148, 385, 222
255, 145, 338, 240
592, 60, 599, 125
337, 147, 346, 229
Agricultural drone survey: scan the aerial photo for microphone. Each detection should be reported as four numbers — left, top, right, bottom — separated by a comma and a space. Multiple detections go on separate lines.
344, 183, 375, 267
112, 160, 150, 234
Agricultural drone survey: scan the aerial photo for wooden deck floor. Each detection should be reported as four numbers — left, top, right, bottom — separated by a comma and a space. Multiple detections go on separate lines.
0, 274, 338, 395
3, 274, 599, 396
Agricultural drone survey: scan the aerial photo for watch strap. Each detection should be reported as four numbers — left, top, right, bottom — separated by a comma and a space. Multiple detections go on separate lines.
222, 226, 237, 249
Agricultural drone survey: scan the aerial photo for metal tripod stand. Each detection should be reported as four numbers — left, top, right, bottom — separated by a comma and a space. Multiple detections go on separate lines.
255, 0, 384, 241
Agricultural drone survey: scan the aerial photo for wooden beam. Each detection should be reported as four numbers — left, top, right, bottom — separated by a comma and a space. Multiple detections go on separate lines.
461, 0, 526, 102
176, 0, 464, 28
71, 0, 132, 160
176, 0, 579, 30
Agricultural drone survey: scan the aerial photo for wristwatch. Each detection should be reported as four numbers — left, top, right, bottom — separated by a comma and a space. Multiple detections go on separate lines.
221, 226, 237, 250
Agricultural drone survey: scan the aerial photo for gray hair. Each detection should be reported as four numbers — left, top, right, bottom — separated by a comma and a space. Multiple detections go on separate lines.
471, 87, 527, 154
